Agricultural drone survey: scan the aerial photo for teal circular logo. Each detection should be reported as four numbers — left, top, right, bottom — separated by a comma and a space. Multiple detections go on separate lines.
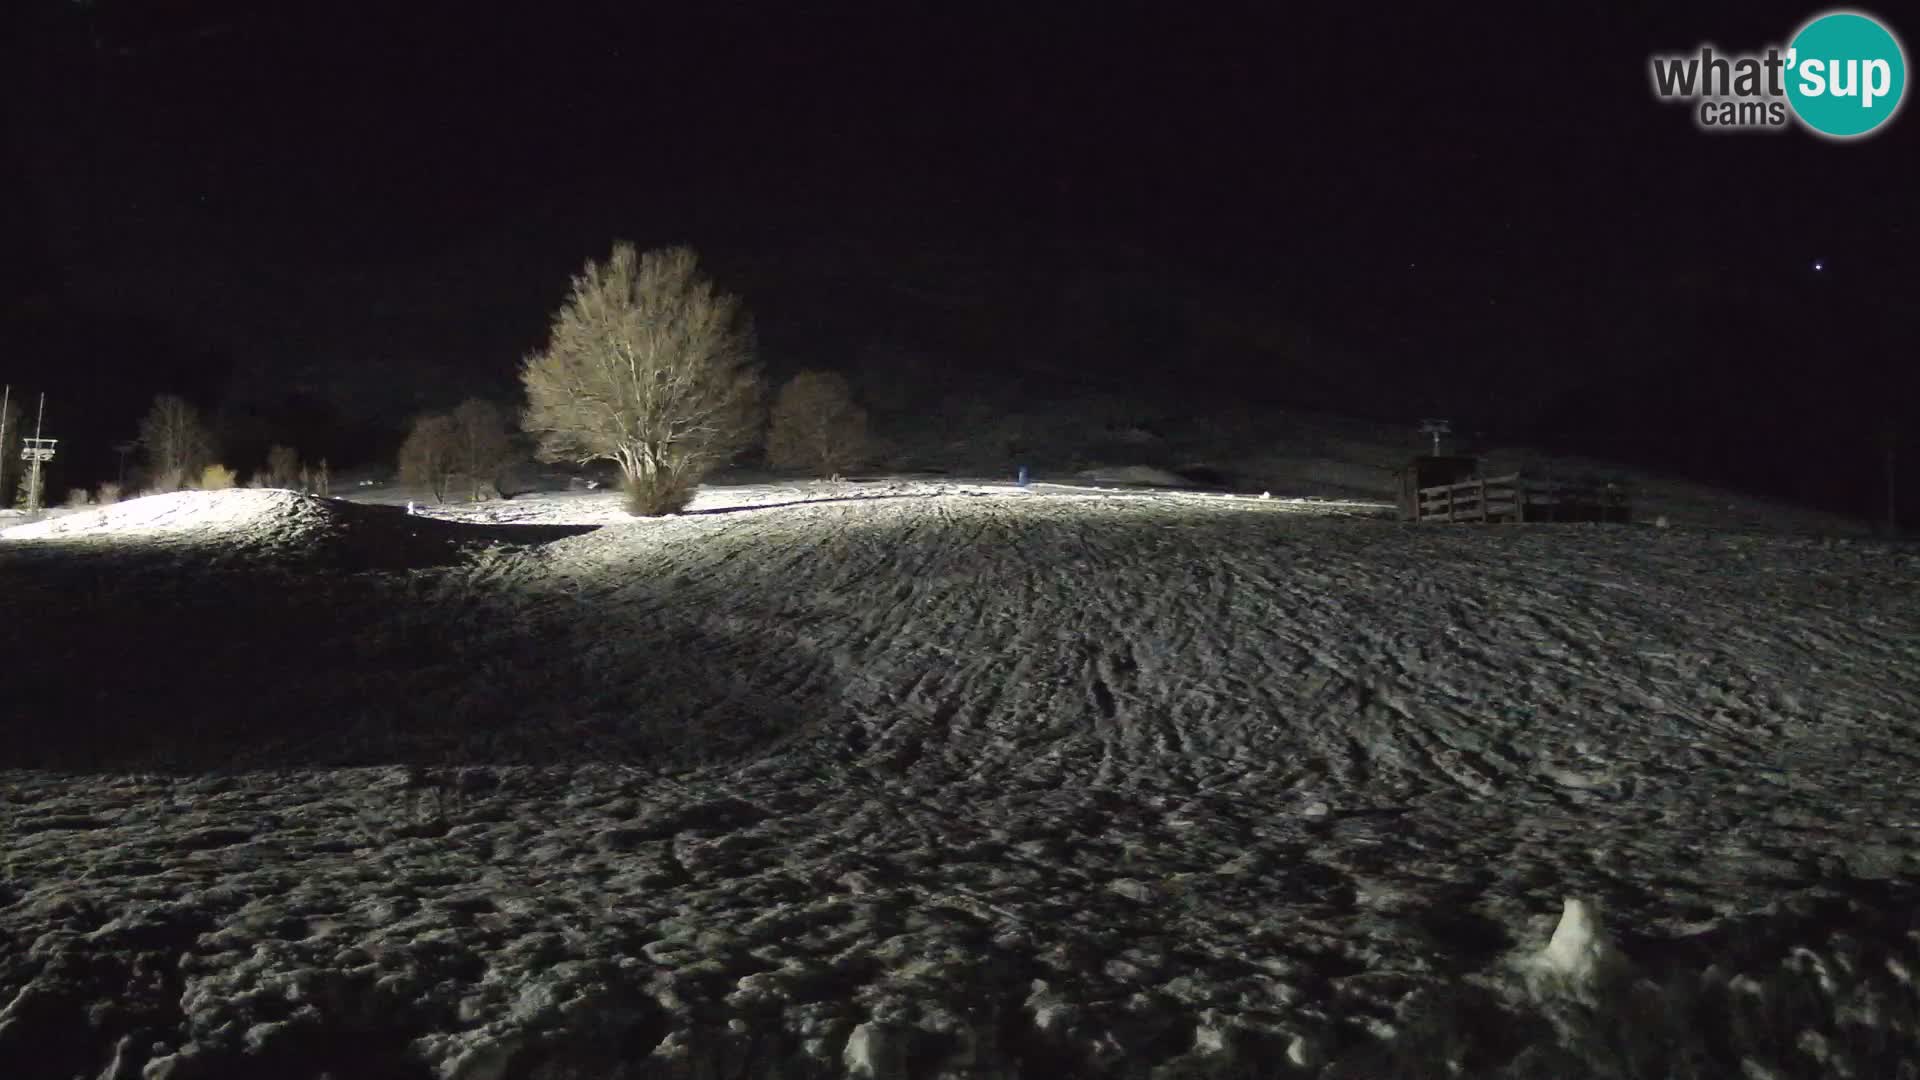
1786, 11, 1907, 138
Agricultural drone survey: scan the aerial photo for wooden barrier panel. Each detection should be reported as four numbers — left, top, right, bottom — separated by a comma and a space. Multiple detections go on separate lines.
1414, 473, 1628, 524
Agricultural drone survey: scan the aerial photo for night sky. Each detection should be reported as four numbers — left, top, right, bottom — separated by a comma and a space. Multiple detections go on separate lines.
4, 2, 1915, 522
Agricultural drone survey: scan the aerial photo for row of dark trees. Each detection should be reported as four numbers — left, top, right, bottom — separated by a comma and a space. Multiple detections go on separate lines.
390, 352, 869, 511
117, 394, 331, 497
397, 399, 514, 503
85, 243, 870, 516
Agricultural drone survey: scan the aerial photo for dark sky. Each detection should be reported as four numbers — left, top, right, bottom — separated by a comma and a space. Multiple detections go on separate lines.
3, 1, 1915, 517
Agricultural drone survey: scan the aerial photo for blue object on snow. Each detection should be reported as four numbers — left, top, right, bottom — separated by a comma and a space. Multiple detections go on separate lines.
1016, 465, 1029, 487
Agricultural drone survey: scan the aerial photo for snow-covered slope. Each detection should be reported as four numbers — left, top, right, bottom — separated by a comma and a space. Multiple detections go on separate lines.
1, 488, 596, 572
2, 483, 1917, 1078
1, 490, 334, 541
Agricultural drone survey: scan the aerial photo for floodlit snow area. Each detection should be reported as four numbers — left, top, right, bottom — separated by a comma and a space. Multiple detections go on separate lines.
3, 480, 1920, 1078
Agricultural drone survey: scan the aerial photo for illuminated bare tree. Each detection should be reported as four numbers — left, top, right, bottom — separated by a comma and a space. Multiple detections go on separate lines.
520, 243, 762, 515
767, 370, 868, 477
137, 394, 214, 493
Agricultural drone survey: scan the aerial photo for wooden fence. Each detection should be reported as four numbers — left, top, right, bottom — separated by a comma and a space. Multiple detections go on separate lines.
1414, 472, 1630, 523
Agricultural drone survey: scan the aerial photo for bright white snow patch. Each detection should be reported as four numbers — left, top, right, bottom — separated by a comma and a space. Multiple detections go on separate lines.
0, 489, 329, 542
401, 478, 1390, 529
842, 1022, 907, 1078
1523, 897, 1626, 996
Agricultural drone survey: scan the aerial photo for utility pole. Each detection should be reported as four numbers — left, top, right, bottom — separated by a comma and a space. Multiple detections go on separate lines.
0, 384, 10, 508
114, 441, 136, 487
28, 393, 45, 513
21, 394, 56, 515
1419, 418, 1451, 456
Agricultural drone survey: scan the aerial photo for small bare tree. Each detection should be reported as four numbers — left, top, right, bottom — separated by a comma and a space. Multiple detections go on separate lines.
398, 413, 458, 502
767, 370, 869, 477
450, 398, 512, 500
265, 444, 301, 489
137, 394, 214, 493
520, 243, 762, 515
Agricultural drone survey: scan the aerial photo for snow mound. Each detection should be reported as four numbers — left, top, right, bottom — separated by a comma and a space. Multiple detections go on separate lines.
1, 489, 593, 570
1523, 897, 1628, 997
0, 490, 335, 543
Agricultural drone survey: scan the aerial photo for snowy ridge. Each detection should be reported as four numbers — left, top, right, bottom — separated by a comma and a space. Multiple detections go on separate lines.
0, 489, 338, 543
2, 485, 1918, 1078
1, 488, 595, 572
